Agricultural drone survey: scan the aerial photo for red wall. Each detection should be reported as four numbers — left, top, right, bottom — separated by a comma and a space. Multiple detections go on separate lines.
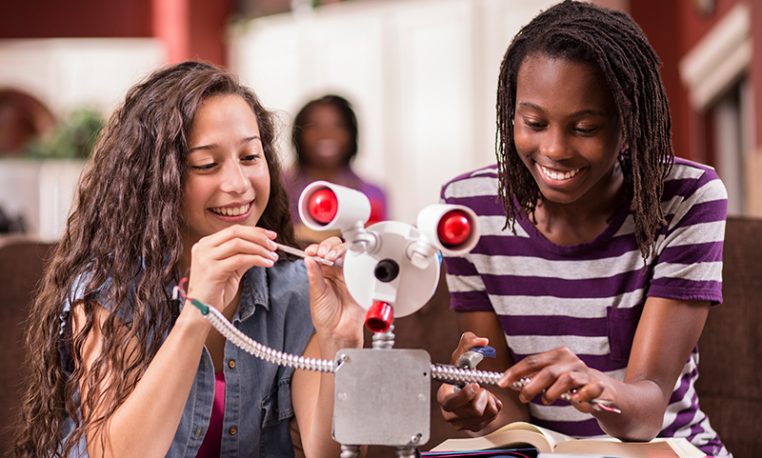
630, 1, 689, 159
0, 0, 153, 38
676, 0, 742, 50
631, 0, 749, 163
188, 0, 232, 66
0, 0, 231, 66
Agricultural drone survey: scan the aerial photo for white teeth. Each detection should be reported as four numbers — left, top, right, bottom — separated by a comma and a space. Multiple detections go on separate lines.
211, 203, 250, 217
538, 164, 580, 181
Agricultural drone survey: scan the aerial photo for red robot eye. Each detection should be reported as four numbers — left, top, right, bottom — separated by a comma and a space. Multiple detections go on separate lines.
307, 188, 339, 225
437, 210, 472, 248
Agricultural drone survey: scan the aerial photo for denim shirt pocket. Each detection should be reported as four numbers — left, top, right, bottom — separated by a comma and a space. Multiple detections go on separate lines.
259, 375, 297, 457
606, 306, 643, 362
261, 375, 295, 428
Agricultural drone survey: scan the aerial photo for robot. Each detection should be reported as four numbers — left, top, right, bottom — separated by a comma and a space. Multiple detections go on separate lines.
178, 182, 504, 457
298, 181, 478, 456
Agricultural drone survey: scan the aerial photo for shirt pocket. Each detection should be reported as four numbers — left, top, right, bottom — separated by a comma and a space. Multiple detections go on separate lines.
261, 376, 295, 428
606, 306, 642, 362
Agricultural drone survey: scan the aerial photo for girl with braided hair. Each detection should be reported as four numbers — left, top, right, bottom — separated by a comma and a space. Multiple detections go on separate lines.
15, 61, 365, 457
436, 1, 730, 456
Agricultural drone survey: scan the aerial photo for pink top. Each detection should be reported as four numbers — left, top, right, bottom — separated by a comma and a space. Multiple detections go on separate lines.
196, 371, 226, 458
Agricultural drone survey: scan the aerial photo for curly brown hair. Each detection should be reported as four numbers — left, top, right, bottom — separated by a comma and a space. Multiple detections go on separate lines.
15, 61, 297, 457
496, 0, 673, 261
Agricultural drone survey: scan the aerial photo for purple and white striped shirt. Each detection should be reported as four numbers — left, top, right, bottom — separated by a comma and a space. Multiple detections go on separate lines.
441, 157, 730, 457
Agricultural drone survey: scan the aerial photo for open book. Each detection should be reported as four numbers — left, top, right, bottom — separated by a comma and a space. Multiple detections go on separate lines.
427, 421, 705, 458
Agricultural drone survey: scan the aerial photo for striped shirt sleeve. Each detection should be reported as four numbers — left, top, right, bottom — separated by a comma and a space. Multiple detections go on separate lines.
650, 164, 728, 303
440, 168, 498, 312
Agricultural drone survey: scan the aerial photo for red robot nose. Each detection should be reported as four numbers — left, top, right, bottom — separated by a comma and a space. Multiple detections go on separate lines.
365, 300, 394, 333
307, 188, 339, 224
437, 210, 472, 247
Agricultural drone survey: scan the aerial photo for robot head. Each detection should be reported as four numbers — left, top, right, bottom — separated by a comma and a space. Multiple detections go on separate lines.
298, 182, 479, 331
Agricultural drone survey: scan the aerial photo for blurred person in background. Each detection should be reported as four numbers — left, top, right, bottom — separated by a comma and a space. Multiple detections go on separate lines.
0, 205, 24, 233
285, 94, 387, 244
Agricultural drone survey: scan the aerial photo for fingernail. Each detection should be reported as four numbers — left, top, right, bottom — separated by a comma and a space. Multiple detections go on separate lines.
263, 258, 274, 266
500, 371, 512, 387
269, 251, 279, 261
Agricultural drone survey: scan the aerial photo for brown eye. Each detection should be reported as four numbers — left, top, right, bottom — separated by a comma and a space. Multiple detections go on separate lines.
523, 119, 546, 130
191, 162, 216, 171
574, 126, 598, 135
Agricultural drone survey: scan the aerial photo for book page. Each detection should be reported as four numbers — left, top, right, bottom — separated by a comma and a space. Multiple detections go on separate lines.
429, 428, 553, 453
429, 421, 578, 452
555, 437, 704, 458
521, 423, 574, 449
661, 438, 706, 458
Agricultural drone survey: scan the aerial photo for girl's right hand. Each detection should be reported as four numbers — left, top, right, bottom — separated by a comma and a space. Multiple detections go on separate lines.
185, 225, 279, 313
437, 332, 503, 431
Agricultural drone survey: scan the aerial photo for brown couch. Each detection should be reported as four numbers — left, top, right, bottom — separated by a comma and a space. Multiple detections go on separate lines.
1, 216, 760, 457
694, 216, 762, 457
0, 236, 56, 456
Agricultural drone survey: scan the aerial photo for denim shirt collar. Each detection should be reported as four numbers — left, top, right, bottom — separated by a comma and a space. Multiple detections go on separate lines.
237, 266, 270, 321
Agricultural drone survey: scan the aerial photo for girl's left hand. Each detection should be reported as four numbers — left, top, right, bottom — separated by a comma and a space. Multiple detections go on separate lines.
497, 346, 614, 414
303, 237, 365, 353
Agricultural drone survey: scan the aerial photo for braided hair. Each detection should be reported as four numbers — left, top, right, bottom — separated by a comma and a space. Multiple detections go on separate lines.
496, 0, 673, 261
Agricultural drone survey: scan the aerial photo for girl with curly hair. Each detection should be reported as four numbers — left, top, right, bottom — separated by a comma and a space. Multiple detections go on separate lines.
16, 61, 363, 457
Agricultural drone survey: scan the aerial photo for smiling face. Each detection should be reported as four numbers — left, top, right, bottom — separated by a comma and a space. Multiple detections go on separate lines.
300, 102, 352, 169
180, 93, 270, 248
513, 53, 625, 208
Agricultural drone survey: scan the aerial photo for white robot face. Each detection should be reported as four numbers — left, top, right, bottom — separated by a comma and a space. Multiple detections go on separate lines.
298, 181, 479, 332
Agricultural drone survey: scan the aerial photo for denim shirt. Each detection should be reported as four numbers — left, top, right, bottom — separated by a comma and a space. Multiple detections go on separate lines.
59, 260, 314, 457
